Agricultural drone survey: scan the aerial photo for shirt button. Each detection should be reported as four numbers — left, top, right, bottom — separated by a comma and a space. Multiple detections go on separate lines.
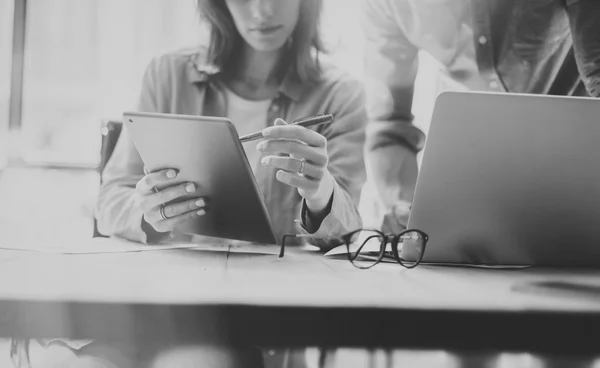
478, 35, 488, 45
268, 350, 276, 356
489, 80, 499, 89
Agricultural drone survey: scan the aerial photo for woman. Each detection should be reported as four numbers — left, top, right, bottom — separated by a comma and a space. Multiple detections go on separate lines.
10, 0, 367, 367
96, 0, 366, 250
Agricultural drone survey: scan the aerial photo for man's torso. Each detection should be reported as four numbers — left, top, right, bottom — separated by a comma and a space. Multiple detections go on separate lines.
394, 0, 587, 96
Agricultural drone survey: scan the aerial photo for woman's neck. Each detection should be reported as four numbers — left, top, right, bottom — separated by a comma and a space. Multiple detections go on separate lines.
225, 43, 286, 100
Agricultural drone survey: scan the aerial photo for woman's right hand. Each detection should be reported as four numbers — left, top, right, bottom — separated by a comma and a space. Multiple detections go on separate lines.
136, 168, 207, 233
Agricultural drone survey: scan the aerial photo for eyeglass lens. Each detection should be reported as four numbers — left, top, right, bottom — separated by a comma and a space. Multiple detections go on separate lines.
396, 231, 426, 267
346, 230, 426, 268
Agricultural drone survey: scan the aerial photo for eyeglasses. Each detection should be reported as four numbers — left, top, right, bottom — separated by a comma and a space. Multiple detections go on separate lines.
280, 228, 429, 269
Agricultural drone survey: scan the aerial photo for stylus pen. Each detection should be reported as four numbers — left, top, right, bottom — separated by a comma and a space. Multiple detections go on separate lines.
239, 114, 334, 143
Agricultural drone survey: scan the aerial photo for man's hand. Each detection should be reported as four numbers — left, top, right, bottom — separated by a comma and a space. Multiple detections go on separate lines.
381, 200, 412, 234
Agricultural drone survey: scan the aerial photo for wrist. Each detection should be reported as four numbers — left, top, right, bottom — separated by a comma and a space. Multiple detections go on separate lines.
305, 171, 335, 213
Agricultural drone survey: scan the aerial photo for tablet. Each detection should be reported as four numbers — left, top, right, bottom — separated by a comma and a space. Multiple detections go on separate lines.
124, 111, 278, 245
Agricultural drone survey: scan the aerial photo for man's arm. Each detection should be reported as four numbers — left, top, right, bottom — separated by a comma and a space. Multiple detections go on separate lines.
565, 0, 600, 98
361, 0, 426, 229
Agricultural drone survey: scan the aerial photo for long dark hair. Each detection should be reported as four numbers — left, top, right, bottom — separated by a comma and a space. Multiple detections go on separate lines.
197, 0, 325, 84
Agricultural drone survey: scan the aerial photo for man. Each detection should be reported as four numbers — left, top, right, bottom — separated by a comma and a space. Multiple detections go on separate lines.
362, 0, 600, 232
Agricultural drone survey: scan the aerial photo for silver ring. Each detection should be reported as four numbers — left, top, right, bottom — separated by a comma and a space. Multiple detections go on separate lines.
159, 204, 169, 220
298, 158, 306, 175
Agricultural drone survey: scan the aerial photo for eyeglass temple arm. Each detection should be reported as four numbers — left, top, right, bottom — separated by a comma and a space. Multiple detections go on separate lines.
279, 235, 294, 258
280, 234, 313, 258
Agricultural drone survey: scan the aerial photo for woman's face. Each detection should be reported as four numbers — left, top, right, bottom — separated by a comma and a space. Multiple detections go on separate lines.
225, 0, 301, 53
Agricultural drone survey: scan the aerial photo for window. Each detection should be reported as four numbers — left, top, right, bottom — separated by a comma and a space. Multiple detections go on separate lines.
321, 0, 364, 78
2, 0, 444, 241
15, 0, 203, 166
0, 0, 14, 169
10, 0, 440, 168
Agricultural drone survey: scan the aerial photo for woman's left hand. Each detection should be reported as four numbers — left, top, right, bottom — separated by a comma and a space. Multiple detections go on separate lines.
258, 118, 335, 213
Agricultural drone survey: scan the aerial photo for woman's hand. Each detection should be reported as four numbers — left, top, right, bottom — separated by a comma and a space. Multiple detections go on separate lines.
258, 118, 335, 214
135, 168, 207, 233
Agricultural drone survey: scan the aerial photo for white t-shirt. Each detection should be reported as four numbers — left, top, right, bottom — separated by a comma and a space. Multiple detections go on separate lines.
223, 87, 272, 173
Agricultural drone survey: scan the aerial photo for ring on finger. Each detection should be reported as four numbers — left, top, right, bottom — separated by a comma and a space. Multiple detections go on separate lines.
298, 158, 306, 175
159, 204, 169, 220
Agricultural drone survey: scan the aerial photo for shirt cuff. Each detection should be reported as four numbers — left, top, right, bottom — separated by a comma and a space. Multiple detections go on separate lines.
301, 193, 334, 233
297, 180, 357, 239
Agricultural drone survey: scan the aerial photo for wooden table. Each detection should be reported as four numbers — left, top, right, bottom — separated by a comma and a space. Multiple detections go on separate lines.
1, 241, 600, 355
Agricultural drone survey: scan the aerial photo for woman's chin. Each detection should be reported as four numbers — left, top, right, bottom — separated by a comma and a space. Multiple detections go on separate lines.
245, 38, 288, 54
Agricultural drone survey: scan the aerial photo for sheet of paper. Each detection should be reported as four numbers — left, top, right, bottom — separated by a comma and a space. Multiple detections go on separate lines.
324, 231, 394, 259
0, 236, 282, 255
0, 237, 203, 254
324, 243, 531, 269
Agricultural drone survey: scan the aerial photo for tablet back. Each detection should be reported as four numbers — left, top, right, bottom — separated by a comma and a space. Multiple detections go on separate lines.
408, 92, 600, 267
125, 112, 277, 245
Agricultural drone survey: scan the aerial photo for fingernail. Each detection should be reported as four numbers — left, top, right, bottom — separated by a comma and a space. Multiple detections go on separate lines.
261, 157, 269, 165
262, 128, 272, 137
257, 142, 265, 151
166, 170, 176, 179
195, 198, 206, 207
197, 209, 206, 216
275, 118, 286, 125
185, 183, 196, 193
276, 170, 288, 183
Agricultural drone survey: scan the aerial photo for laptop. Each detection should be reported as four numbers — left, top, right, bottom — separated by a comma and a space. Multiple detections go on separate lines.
407, 91, 600, 267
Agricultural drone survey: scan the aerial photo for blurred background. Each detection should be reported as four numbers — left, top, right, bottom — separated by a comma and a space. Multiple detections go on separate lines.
0, 0, 445, 363
1, 0, 442, 168
0, 0, 445, 247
